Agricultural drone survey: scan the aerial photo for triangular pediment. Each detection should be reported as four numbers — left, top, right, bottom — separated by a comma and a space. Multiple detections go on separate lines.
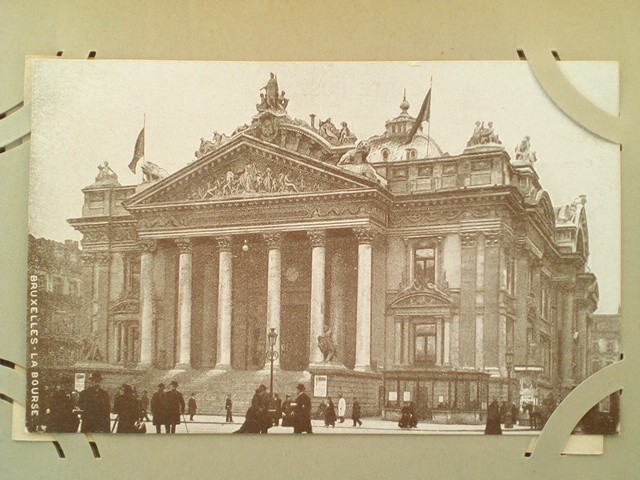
125, 135, 382, 208
390, 282, 452, 309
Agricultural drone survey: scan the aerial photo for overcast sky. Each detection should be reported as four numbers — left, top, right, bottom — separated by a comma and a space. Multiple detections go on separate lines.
29, 60, 619, 313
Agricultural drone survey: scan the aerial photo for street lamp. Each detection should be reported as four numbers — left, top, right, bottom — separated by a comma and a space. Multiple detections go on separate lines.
505, 351, 514, 429
266, 328, 279, 395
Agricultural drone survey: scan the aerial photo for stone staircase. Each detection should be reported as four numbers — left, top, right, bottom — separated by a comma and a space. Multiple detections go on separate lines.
130, 368, 312, 415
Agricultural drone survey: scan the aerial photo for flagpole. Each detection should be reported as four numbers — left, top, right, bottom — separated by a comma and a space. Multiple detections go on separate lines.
425, 76, 433, 158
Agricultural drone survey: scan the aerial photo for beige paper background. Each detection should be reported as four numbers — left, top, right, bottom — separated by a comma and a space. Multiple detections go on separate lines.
0, 1, 637, 478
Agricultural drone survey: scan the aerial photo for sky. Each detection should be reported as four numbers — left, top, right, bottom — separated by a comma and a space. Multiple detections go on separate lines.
29, 61, 619, 313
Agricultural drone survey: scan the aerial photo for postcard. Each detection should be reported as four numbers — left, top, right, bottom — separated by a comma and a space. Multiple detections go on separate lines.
26, 60, 619, 435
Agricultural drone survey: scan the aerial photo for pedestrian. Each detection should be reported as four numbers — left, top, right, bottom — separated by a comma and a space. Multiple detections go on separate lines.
398, 401, 412, 429
337, 394, 346, 423
139, 390, 150, 422
235, 384, 269, 433
225, 394, 233, 423
324, 397, 337, 427
150, 383, 166, 434
510, 402, 519, 427
271, 393, 282, 426
351, 397, 362, 427
164, 381, 185, 434
77, 372, 110, 433
408, 401, 418, 428
188, 393, 197, 421
500, 401, 508, 425
48, 382, 79, 433
281, 394, 293, 427
112, 384, 141, 433
484, 398, 502, 435
292, 383, 312, 434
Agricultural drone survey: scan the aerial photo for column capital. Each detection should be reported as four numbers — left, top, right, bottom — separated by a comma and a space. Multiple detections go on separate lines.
216, 235, 233, 252
307, 229, 327, 248
263, 232, 283, 250
460, 232, 478, 247
138, 239, 157, 253
81, 252, 95, 266
484, 231, 502, 245
353, 226, 375, 244
95, 252, 110, 266
175, 238, 193, 254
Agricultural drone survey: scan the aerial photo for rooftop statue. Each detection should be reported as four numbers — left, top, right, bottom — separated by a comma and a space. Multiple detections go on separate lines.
141, 161, 168, 183
514, 135, 538, 164
338, 140, 387, 185
94, 161, 119, 185
318, 118, 340, 142
466, 121, 502, 147
195, 131, 230, 159
338, 121, 357, 145
257, 73, 288, 114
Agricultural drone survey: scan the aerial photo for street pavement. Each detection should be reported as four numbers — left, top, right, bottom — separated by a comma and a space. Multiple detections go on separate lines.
142, 414, 538, 435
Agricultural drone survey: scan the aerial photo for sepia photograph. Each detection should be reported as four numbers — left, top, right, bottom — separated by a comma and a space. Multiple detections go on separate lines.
26, 60, 620, 435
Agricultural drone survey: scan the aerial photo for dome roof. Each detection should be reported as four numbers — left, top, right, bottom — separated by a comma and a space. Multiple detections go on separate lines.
365, 92, 444, 163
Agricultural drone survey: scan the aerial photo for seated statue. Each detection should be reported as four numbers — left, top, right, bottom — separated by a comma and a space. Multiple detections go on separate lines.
141, 161, 168, 183
317, 327, 337, 362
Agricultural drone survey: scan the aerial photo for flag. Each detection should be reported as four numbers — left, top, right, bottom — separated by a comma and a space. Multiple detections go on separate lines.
128, 127, 145, 173
406, 87, 431, 144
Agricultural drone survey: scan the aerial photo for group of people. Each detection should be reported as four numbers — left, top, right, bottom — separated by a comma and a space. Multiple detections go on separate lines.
398, 401, 419, 429
317, 394, 362, 428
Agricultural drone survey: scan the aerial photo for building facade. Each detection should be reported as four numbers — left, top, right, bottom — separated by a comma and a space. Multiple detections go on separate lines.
67, 78, 599, 419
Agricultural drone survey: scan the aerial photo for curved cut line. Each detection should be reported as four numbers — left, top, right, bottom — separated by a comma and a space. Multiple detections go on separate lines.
523, 48, 620, 143
529, 361, 623, 460
0, 101, 24, 120
0, 393, 13, 404
89, 441, 101, 459
0, 132, 31, 154
0, 358, 16, 369
52, 441, 66, 458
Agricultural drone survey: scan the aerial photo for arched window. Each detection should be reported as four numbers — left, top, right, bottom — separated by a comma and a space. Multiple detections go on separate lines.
407, 148, 417, 160
382, 148, 390, 161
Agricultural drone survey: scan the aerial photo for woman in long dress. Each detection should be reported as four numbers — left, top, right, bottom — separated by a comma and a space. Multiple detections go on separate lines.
484, 399, 503, 435
324, 398, 337, 428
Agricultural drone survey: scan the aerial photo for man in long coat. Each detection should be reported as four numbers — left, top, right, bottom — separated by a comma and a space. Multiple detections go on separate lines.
150, 383, 166, 433
164, 381, 186, 434
292, 383, 312, 434
112, 384, 140, 433
77, 372, 110, 433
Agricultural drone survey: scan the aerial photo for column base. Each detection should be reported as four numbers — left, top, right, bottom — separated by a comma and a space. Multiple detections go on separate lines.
136, 362, 153, 370
261, 363, 281, 371
213, 363, 233, 372
354, 365, 374, 373
173, 363, 192, 370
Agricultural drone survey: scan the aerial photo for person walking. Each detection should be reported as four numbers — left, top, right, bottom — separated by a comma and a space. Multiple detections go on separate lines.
164, 381, 185, 434
112, 384, 141, 433
139, 390, 150, 422
187, 393, 197, 421
150, 383, 166, 434
351, 397, 362, 427
292, 383, 312, 434
484, 398, 503, 435
324, 397, 337, 428
77, 372, 110, 433
337, 394, 346, 423
235, 384, 269, 433
225, 394, 233, 423
281, 394, 293, 427
271, 393, 282, 426
48, 383, 79, 433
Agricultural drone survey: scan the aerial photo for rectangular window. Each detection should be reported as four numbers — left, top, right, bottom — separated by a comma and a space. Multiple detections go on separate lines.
418, 166, 433, 177
414, 323, 437, 365
414, 246, 436, 286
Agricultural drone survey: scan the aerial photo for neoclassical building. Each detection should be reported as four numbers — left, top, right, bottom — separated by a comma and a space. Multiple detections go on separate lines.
67, 77, 598, 419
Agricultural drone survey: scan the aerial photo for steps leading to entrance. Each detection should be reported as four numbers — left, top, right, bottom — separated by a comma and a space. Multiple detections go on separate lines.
128, 368, 312, 416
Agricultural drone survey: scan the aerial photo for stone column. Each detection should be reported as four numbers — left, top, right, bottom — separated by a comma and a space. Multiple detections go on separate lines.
264, 233, 282, 369
308, 229, 326, 366
450, 313, 460, 367
576, 307, 588, 382
138, 239, 156, 367
475, 234, 485, 370
436, 318, 443, 365
561, 286, 575, 391
215, 236, 233, 370
498, 314, 507, 376
175, 238, 193, 369
354, 227, 374, 372
394, 320, 402, 365
443, 316, 451, 365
